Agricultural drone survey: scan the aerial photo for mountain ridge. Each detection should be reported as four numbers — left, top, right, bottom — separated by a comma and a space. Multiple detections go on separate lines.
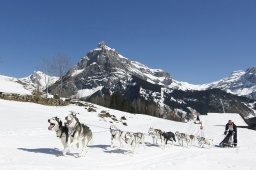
47, 42, 256, 120
0, 42, 255, 120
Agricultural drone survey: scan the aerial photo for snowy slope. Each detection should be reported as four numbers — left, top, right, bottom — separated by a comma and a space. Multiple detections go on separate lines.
0, 75, 31, 95
169, 79, 208, 91
0, 99, 255, 170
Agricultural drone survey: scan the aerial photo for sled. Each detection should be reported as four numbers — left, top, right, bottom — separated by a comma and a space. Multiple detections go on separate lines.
218, 132, 237, 148
215, 144, 238, 149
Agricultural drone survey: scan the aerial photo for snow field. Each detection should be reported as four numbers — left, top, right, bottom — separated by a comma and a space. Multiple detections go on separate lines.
0, 99, 256, 170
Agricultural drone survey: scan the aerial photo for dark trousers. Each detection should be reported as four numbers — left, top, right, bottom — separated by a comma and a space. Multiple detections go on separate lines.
220, 131, 237, 146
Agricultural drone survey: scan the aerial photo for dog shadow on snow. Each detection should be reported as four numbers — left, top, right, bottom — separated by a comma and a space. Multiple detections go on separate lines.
18, 145, 133, 156
89, 145, 132, 154
17, 147, 72, 157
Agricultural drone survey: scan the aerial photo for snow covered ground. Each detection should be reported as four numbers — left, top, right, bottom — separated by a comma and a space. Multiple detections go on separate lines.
0, 99, 255, 170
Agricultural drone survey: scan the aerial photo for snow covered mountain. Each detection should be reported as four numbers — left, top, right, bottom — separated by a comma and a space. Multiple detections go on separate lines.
49, 41, 172, 98
172, 68, 256, 100
48, 42, 256, 119
206, 68, 256, 99
19, 71, 59, 93
0, 71, 59, 96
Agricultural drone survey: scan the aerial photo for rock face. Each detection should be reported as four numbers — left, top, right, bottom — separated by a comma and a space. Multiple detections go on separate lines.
49, 42, 172, 98
48, 42, 256, 120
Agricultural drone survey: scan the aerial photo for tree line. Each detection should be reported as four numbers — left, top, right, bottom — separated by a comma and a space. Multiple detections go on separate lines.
88, 92, 189, 122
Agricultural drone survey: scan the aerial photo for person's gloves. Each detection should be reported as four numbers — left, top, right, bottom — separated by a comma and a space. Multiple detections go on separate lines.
224, 131, 227, 135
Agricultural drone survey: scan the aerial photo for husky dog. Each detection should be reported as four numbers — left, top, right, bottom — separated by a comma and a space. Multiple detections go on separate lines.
197, 136, 213, 147
123, 132, 136, 153
109, 125, 126, 148
175, 131, 190, 147
161, 131, 176, 146
189, 134, 196, 146
148, 127, 163, 145
133, 132, 145, 148
109, 125, 143, 152
48, 116, 70, 155
65, 112, 93, 157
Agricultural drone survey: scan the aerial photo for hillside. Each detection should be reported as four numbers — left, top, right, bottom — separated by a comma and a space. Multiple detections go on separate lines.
0, 75, 31, 95
0, 99, 255, 170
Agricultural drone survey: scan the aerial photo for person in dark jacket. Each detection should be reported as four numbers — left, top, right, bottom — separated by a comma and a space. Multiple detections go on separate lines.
220, 120, 237, 147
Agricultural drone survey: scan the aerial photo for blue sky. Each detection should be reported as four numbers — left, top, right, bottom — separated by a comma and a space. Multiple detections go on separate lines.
0, 0, 255, 84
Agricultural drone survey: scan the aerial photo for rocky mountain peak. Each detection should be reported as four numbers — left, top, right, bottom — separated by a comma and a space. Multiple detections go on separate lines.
246, 67, 256, 74
98, 41, 110, 50
243, 67, 256, 83
50, 42, 173, 97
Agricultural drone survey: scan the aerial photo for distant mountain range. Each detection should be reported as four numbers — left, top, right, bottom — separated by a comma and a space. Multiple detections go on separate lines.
172, 68, 256, 100
0, 42, 255, 120
20, 71, 59, 92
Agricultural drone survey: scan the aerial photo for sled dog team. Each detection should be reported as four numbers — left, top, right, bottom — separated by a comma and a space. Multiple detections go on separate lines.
147, 127, 213, 148
48, 113, 213, 157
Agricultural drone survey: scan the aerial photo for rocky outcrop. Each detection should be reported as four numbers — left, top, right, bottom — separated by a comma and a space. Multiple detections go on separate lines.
0, 92, 67, 106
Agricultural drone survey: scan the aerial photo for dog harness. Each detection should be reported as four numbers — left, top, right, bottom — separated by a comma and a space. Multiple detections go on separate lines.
56, 127, 69, 142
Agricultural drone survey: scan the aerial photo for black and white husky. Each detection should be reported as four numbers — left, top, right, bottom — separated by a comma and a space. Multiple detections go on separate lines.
48, 116, 70, 155
109, 125, 145, 153
197, 136, 213, 147
109, 125, 126, 148
133, 132, 145, 148
175, 131, 190, 147
65, 112, 93, 157
148, 127, 163, 145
